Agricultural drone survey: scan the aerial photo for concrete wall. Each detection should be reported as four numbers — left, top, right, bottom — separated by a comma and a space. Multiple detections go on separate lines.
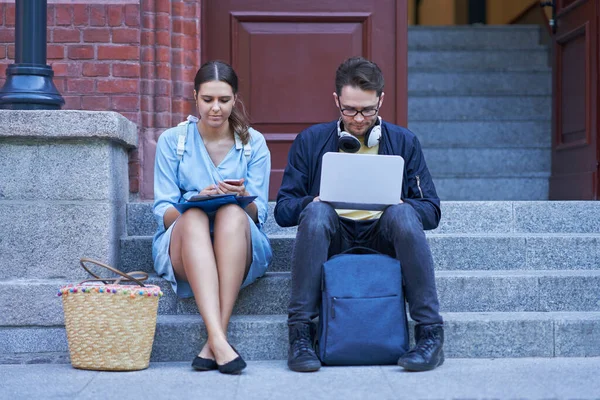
0, 110, 137, 280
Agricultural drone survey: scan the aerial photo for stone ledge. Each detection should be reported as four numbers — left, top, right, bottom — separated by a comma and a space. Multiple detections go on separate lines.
119, 233, 600, 273
3, 312, 600, 361
0, 110, 137, 148
5, 271, 600, 326
126, 201, 600, 237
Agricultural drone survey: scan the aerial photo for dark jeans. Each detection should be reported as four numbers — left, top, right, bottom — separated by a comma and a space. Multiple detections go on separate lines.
288, 201, 443, 326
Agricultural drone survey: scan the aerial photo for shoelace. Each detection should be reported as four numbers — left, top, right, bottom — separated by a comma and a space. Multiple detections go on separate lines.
418, 338, 436, 353
292, 326, 314, 355
415, 331, 440, 354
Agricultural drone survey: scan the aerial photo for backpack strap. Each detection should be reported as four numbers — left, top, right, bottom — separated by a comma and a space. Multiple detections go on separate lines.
235, 130, 252, 163
176, 115, 251, 163
176, 115, 199, 161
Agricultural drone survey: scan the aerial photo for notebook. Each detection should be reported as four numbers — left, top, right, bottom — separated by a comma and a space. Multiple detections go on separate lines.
319, 152, 404, 210
174, 194, 257, 214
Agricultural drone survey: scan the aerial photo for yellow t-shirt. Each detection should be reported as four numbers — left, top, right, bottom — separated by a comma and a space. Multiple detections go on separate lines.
335, 142, 383, 220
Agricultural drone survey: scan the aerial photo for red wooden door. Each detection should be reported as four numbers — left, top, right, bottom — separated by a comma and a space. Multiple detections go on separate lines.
201, 0, 408, 199
550, 0, 600, 199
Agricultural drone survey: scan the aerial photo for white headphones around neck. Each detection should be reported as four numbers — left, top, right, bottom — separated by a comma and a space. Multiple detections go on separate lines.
337, 116, 382, 153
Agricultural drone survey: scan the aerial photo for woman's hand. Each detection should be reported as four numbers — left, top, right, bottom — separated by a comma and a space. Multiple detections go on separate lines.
218, 178, 258, 222
218, 178, 248, 196
199, 184, 221, 196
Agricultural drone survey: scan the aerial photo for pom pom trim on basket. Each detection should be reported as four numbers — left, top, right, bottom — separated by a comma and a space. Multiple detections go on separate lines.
58, 284, 163, 298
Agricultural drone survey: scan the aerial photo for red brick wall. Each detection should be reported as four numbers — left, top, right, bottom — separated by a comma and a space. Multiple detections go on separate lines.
140, 0, 200, 199
0, 0, 201, 199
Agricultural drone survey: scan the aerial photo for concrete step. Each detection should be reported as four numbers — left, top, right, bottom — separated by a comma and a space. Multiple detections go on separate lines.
120, 232, 600, 274
6, 270, 600, 326
408, 49, 550, 71
121, 201, 600, 274
149, 312, 600, 360
408, 95, 551, 121
408, 26, 544, 50
127, 202, 600, 238
424, 148, 550, 177
408, 71, 551, 96
3, 312, 600, 363
431, 201, 600, 234
163, 270, 600, 316
434, 177, 549, 200
409, 121, 550, 149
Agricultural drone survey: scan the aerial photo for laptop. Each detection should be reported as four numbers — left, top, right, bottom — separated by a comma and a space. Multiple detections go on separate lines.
319, 152, 405, 210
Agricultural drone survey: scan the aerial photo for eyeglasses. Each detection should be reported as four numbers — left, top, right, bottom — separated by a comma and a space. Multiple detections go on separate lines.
338, 98, 380, 118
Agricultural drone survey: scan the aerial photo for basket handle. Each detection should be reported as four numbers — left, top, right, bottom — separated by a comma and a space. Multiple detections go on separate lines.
77, 272, 149, 286
79, 258, 147, 287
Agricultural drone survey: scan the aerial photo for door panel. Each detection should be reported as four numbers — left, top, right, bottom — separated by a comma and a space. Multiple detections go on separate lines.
559, 32, 586, 145
201, 1, 408, 199
235, 16, 366, 123
550, 0, 599, 199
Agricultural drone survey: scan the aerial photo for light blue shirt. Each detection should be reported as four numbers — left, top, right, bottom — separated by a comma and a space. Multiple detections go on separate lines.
152, 122, 271, 233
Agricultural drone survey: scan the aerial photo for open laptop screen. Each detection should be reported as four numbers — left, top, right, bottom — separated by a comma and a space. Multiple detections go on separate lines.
319, 152, 405, 210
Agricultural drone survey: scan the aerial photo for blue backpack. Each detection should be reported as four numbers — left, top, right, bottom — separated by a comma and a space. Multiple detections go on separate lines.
317, 247, 409, 365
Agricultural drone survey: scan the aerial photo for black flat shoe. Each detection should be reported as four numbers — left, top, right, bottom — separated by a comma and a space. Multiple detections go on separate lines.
217, 345, 247, 375
192, 355, 218, 371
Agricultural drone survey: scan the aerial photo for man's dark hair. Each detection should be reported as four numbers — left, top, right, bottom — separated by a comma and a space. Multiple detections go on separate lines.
335, 56, 384, 96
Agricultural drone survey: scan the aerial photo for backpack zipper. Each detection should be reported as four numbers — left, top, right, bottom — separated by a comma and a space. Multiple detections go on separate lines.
416, 175, 424, 198
322, 296, 337, 360
331, 297, 336, 319
330, 294, 399, 320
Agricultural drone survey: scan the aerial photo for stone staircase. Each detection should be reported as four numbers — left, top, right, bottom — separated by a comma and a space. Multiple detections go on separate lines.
1, 26, 597, 366
408, 26, 552, 200
3, 201, 600, 363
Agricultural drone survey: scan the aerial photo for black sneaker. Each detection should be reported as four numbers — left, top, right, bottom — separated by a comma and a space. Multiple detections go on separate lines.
287, 322, 321, 372
397, 323, 445, 371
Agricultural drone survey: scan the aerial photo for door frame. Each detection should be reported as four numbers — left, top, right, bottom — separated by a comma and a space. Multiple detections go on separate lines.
549, 0, 600, 199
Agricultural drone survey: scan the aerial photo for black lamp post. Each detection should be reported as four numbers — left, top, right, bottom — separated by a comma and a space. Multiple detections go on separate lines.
0, 0, 64, 109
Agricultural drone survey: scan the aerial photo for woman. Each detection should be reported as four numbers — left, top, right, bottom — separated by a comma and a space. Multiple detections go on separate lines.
152, 61, 272, 374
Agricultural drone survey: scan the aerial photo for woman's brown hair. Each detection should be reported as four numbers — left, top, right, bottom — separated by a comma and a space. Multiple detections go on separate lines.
194, 60, 250, 144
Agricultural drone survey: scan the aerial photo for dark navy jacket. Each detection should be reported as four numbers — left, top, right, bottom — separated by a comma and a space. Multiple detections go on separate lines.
274, 120, 441, 230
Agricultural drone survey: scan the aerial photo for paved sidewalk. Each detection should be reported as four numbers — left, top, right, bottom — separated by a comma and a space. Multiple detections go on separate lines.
2, 358, 600, 399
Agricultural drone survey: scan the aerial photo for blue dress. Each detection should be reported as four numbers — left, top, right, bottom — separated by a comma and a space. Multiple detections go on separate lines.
152, 120, 273, 298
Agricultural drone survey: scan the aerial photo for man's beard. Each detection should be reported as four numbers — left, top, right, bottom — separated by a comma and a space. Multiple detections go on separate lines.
346, 119, 377, 136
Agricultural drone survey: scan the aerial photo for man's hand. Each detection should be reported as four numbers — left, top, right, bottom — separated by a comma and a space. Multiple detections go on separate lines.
313, 196, 321, 202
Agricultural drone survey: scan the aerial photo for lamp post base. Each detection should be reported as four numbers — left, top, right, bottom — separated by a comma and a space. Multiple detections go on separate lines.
0, 64, 65, 110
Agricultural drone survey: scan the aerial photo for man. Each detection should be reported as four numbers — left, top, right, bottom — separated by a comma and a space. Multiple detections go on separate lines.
274, 57, 444, 372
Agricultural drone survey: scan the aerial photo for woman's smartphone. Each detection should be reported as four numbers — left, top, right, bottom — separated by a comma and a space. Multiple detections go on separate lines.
223, 179, 243, 186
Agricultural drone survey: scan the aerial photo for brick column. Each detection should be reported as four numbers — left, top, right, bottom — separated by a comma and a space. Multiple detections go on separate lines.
139, 0, 200, 199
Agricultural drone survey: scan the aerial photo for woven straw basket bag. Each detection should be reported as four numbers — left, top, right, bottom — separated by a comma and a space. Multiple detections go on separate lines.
59, 258, 163, 371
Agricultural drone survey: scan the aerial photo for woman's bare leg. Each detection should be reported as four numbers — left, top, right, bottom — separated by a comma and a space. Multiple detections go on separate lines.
169, 208, 236, 364
212, 204, 252, 346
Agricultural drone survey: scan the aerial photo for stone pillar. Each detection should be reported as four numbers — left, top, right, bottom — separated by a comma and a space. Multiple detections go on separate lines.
0, 110, 137, 280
